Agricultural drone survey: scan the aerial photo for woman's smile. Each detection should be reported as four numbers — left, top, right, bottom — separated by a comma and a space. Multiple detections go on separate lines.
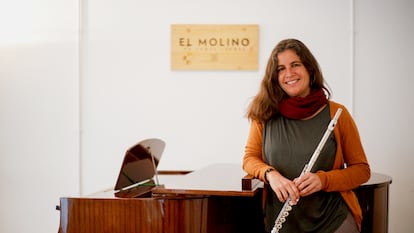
277, 49, 311, 98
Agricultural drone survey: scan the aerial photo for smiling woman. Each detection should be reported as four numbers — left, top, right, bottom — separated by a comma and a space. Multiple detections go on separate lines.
276, 50, 311, 98
243, 38, 370, 233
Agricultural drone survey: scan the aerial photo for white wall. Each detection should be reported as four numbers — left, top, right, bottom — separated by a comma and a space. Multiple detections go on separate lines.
0, 1, 79, 233
354, 1, 414, 232
81, 0, 352, 194
0, 0, 412, 233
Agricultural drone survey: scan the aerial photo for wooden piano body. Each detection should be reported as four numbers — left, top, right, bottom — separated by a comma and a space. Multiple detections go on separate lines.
57, 139, 392, 233
58, 163, 264, 233
57, 165, 391, 233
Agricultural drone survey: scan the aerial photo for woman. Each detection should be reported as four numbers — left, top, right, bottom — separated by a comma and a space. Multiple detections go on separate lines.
243, 38, 370, 233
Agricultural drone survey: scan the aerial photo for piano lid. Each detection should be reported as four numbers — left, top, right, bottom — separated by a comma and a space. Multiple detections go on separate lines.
114, 138, 165, 193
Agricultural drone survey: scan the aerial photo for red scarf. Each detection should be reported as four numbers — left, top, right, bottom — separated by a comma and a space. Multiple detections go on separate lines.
279, 89, 328, 120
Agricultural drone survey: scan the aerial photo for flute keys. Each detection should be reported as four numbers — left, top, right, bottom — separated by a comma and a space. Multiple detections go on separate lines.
276, 223, 283, 229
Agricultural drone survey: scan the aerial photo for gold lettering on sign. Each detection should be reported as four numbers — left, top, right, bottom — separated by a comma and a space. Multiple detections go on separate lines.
171, 24, 259, 70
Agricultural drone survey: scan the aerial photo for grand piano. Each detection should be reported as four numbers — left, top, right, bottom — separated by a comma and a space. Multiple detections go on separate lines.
57, 139, 392, 233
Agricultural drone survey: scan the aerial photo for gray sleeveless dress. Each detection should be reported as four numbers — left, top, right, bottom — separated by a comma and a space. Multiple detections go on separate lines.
263, 105, 348, 233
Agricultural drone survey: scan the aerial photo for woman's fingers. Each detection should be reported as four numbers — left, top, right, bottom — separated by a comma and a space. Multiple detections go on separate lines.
293, 172, 322, 196
270, 177, 300, 203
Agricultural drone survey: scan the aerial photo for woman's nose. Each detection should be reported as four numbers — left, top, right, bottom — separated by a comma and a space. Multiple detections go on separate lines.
285, 67, 293, 78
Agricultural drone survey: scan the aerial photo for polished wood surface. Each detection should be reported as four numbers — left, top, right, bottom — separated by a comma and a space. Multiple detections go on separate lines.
57, 164, 391, 233
58, 163, 264, 233
153, 163, 260, 197
354, 172, 392, 233
58, 196, 208, 233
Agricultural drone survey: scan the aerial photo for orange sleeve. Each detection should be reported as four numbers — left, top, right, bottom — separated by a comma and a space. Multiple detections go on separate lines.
316, 102, 371, 192
242, 120, 274, 182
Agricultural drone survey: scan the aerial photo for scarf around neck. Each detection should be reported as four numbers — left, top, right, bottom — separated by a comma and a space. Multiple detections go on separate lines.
279, 88, 328, 120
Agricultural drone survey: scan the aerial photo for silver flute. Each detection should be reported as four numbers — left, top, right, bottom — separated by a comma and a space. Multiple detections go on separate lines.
271, 108, 343, 233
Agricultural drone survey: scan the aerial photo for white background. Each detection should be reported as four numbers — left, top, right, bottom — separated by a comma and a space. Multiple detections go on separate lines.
0, 0, 413, 232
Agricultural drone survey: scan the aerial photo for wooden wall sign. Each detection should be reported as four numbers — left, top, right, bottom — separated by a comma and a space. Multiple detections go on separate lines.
171, 24, 259, 70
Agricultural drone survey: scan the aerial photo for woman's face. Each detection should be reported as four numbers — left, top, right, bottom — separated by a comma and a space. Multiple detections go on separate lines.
276, 49, 311, 98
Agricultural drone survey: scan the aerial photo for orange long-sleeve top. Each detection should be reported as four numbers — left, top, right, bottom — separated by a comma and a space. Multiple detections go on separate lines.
242, 101, 371, 231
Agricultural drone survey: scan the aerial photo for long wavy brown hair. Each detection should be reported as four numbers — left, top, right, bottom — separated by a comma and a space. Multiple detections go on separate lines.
246, 38, 331, 123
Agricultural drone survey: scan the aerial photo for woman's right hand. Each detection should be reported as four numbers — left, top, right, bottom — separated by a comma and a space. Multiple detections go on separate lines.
267, 170, 300, 205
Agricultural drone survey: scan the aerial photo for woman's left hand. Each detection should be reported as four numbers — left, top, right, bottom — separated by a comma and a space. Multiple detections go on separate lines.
293, 172, 322, 197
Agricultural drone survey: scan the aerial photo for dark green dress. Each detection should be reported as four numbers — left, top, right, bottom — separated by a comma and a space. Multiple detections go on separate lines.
263, 106, 348, 233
